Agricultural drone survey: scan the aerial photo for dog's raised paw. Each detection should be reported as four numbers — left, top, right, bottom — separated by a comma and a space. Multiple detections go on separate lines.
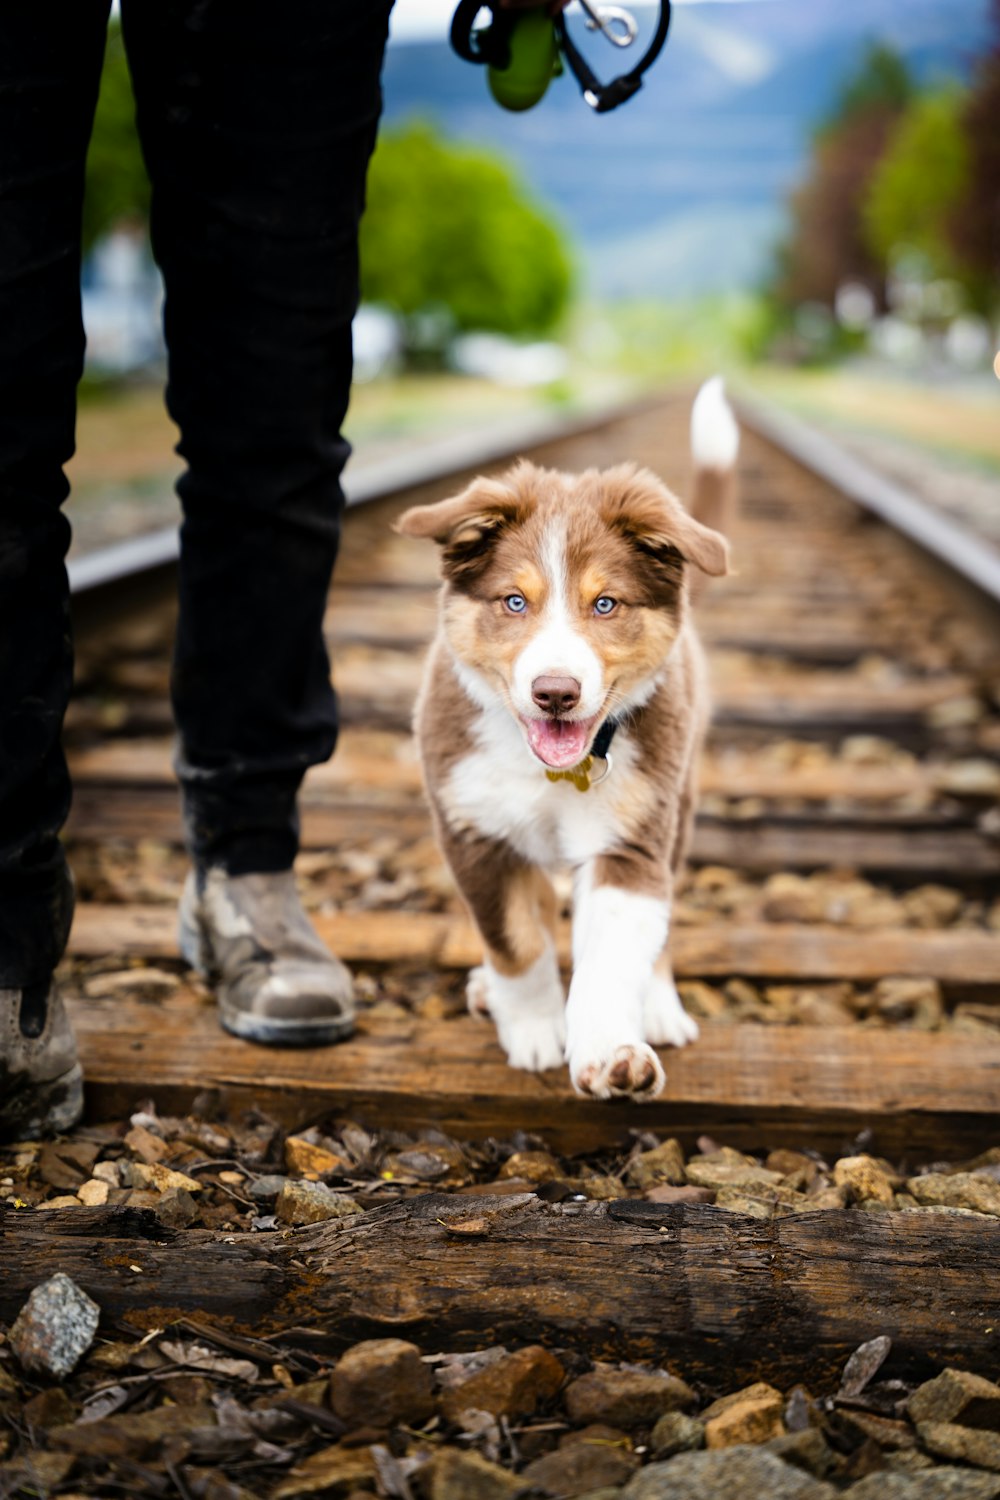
570, 1042, 666, 1101
466, 966, 493, 1018
644, 975, 699, 1047
499, 1012, 567, 1073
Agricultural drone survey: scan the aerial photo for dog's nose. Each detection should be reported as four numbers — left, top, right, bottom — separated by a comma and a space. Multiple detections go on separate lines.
532, 675, 581, 715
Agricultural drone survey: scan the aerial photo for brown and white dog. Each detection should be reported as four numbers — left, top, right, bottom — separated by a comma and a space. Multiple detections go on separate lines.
396, 380, 738, 1100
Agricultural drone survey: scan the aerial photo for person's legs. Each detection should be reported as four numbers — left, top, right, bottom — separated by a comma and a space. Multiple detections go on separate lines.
0, 3, 111, 1138
121, 0, 393, 1042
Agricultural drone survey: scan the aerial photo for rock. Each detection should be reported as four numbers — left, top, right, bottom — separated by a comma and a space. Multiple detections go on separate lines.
908, 1368, 1000, 1429
271, 1443, 376, 1498
274, 1181, 362, 1226
766, 1429, 839, 1479
328, 1339, 434, 1428
564, 1367, 695, 1428
712, 1188, 775, 1220
91, 1160, 120, 1186
440, 1345, 564, 1421
713, 1184, 804, 1219
685, 1157, 784, 1192
918, 1422, 1000, 1471
767, 1150, 821, 1182
650, 1411, 705, 1457
522, 1432, 639, 1494
838, 1336, 892, 1397
805, 1186, 849, 1210
871, 977, 944, 1028
10, 1273, 101, 1379
248, 1174, 287, 1202
119, 1161, 202, 1194
77, 1178, 110, 1207
832, 1156, 895, 1206
155, 1186, 199, 1228
845, 1470, 1000, 1498
424, 1447, 526, 1500
621, 1445, 836, 1498
123, 1123, 171, 1164
627, 1139, 686, 1189
906, 1173, 1000, 1217
645, 1186, 716, 1206
702, 1383, 786, 1448
284, 1135, 350, 1178
497, 1151, 564, 1184
577, 1175, 630, 1201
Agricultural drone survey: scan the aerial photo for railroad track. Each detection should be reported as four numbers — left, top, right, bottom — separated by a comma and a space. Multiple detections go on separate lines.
4, 388, 1000, 1400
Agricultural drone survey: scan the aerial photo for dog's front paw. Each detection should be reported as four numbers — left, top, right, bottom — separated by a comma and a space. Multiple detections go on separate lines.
569, 1041, 666, 1101
466, 965, 493, 1018
644, 975, 699, 1047
498, 1010, 567, 1073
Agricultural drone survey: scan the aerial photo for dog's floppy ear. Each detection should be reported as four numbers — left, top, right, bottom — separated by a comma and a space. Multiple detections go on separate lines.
601, 464, 729, 589
395, 477, 524, 588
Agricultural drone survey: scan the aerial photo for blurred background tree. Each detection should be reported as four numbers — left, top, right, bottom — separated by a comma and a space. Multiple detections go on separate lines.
863, 90, 970, 283
770, 44, 913, 316
945, 0, 1000, 315
82, 20, 148, 252
359, 123, 573, 359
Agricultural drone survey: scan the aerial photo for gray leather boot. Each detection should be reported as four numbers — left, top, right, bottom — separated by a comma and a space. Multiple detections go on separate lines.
0, 981, 84, 1142
178, 867, 356, 1046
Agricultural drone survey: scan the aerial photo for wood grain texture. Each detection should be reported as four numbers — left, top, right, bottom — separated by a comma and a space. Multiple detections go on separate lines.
67, 988, 1000, 1154
2, 1196, 998, 1386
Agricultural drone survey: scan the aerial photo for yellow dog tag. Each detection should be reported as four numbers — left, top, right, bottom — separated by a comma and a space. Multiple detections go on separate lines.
545, 755, 594, 792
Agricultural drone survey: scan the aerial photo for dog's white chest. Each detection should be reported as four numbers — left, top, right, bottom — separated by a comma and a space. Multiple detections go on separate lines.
441, 720, 632, 868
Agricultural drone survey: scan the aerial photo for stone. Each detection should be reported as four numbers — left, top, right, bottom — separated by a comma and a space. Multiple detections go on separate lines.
627, 1139, 686, 1189
650, 1411, 705, 1457
283, 1135, 351, 1178
328, 1339, 435, 1428
123, 1123, 171, 1164
271, 1443, 376, 1498
917, 1422, 1000, 1470
577, 1175, 629, 1201
703, 1383, 786, 1448
10, 1273, 101, 1379
871, 978, 944, 1028
248, 1174, 287, 1202
645, 1186, 715, 1206
766, 1429, 839, 1478
497, 1151, 564, 1184
92, 1160, 120, 1186
425, 1447, 526, 1500
522, 1433, 639, 1495
832, 1155, 895, 1206
845, 1471, 1000, 1498
906, 1173, 1000, 1216
440, 1345, 564, 1421
712, 1188, 775, 1220
564, 1367, 695, 1428
274, 1181, 362, 1226
766, 1150, 821, 1181
156, 1186, 200, 1228
76, 1178, 110, 1207
684, 1158, 785, 1192
620, 1445, 836, 1498
908, 1369, 1000, 1429
119, 1161, 202, 1194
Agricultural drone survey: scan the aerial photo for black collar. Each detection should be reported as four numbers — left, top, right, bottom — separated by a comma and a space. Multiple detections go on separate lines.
592, 716, 620, 761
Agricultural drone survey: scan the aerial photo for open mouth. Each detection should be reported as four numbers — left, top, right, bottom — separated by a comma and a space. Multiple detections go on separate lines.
522, 713, 599, 770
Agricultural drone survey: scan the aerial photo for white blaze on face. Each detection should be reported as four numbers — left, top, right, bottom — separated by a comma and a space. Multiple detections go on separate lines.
511, 516, 606, 769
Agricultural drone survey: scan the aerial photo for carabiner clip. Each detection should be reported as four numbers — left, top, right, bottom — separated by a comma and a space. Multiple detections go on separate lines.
577, 0, 638, 48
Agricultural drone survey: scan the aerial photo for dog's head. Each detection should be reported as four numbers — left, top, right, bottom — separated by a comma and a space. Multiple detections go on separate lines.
396, 461, 728, 769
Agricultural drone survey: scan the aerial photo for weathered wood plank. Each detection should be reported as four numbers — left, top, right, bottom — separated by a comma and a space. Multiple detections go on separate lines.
2, 1197, 998, 1386
68, 904, 1000, 986
65, 987, 1000, 1154
65, 786, 1000, 877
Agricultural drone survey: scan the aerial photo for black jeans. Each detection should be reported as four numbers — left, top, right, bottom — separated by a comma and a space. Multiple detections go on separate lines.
0, 1, 393, 987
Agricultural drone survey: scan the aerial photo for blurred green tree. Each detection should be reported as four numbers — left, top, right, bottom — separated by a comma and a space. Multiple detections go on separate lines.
359, 123, 573, 344
769, 44, 914, 315
83, 20, 149, 253
947, 0, 1000, 313
863, 90, 970, 279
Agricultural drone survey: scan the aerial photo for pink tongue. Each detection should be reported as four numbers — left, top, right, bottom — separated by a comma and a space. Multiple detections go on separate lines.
526, 716, 595, 769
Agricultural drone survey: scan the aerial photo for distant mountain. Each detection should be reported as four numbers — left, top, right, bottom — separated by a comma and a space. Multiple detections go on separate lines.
379, 0, 992, 299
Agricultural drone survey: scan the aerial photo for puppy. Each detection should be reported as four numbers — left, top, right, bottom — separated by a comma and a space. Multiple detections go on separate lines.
396, 381, 737, 1099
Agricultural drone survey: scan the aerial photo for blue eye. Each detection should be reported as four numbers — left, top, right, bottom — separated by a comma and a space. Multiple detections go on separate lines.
504, 594, 527, 614
594, 596, 617, 616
